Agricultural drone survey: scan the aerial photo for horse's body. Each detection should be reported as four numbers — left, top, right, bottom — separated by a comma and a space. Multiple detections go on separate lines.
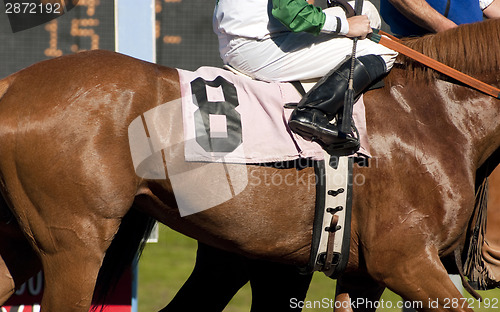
482, 166, 500, 282
0, 19, 499, 311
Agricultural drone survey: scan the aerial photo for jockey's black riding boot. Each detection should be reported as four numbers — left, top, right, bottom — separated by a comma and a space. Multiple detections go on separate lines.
288, 54, 387, 156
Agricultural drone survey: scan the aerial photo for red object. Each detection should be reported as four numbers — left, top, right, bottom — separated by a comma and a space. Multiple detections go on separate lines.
2, 268, 132, 312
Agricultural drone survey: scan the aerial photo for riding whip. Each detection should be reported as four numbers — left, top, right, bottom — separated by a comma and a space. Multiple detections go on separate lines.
335, 0, 363, 133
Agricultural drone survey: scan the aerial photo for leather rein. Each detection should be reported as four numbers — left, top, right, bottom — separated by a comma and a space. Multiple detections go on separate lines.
328, 0, 500, 99
368, 30, 500, 99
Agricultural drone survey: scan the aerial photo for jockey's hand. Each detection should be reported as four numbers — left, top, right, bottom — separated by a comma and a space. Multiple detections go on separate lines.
346, 15, 372, 39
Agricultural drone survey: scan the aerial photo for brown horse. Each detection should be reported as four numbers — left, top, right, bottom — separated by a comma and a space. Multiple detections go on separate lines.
0, 19, 499, 312
487, 168, 500, 247
481, 164, 500, 284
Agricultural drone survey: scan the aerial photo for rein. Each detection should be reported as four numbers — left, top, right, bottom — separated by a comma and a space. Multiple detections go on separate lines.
329, 0, 500, 98
368, 29, 500, 99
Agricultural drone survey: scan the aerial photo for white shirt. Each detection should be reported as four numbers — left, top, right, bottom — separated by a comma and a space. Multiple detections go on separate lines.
214, 0, 288, 40
480, 0, 495, 9
213, 0, 348, 40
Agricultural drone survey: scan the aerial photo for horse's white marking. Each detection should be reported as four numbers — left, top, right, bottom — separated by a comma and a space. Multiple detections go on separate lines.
436, 80, 497, 148
390, 85, 412, 113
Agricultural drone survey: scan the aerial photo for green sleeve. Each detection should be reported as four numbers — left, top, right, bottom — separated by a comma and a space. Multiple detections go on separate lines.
271, 0, 326, 35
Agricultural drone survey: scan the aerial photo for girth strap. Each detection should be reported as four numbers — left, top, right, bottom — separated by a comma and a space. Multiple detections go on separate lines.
301, 154, 353, 277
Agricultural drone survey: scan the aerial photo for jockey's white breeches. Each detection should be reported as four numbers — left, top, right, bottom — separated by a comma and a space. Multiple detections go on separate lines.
218, 1, 398, 82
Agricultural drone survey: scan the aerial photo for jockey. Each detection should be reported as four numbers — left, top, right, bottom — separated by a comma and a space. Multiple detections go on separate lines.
380, 0, 500, 37
213, 0, 397, 155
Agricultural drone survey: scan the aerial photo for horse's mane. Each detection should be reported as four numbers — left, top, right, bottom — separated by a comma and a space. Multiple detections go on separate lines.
394, 19, 500, 83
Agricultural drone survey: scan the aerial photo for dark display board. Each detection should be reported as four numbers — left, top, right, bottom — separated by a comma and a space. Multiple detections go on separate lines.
155, 0, 222, 70
0, 1, 386, 78
0, 0, 224, 77
0, 0, 115, 77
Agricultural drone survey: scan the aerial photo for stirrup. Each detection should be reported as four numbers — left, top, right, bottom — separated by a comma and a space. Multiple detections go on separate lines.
289, 113, 360, 156
322, 123, 360, 156
323, 138, 360, 156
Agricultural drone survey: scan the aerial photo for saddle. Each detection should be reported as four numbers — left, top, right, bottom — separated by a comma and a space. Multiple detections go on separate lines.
223, 65, 356, 277
128, 63, 364, 272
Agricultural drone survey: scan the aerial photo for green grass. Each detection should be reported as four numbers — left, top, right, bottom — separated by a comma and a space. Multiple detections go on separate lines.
138, 224, 500, 312
137, 224, 198, 311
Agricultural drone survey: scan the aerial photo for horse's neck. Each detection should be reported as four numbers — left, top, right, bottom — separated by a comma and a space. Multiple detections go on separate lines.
437, 80, 500, 167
